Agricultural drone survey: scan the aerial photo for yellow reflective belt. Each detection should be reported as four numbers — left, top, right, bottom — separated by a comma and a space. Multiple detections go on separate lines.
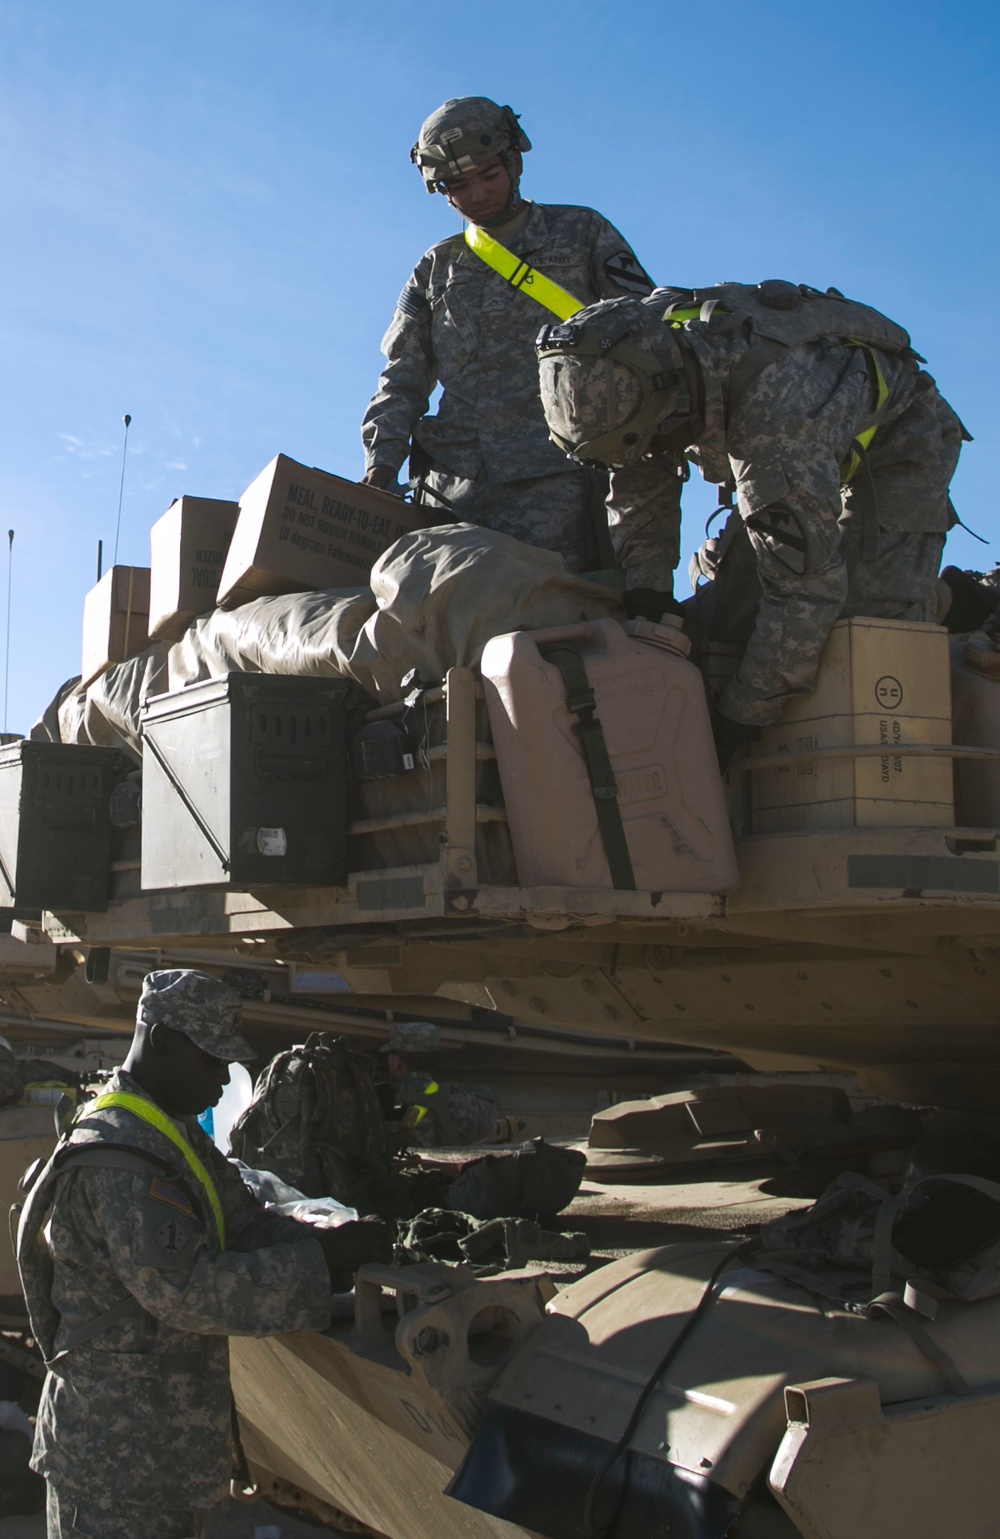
85, 1092, 225, 1248
841, 342, 890, 481
464, 224, 584, 320
664, 306, 703, 326
412, 1079, 440, 1126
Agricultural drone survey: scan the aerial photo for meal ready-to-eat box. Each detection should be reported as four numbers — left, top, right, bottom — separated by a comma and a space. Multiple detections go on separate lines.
217, 455, 430, 609
81, 566, 151, 688
750, 617, 954, 833
148, 495, 238, 641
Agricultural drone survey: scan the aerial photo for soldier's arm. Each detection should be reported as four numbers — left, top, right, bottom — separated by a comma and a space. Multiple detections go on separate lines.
195, 1131, 310, 1250
586, 212, 656, 301
361, 253, 437, 479
79, 1166, 333, 1337
607, 459, 685, 591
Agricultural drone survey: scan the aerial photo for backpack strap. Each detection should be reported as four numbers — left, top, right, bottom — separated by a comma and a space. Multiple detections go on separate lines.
865, 1292, 970, 1396
539, 644, 636, 891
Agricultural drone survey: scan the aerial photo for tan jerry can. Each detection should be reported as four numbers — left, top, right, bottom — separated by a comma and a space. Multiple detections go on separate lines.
750, 617, 954, 834
952, 634, 1000, 828
480, 617, 738, 893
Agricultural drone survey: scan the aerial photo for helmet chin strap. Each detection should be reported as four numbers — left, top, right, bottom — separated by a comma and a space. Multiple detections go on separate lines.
455, 151, 525, 228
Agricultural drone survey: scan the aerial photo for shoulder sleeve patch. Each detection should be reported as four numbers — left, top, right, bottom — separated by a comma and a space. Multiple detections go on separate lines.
396, 282, 429, 321
605, 251, 655, 295
148, 1176, 195, 1217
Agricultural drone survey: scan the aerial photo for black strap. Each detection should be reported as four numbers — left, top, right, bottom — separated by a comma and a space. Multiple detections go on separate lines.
729, 337, 785, 402
582, 467, 615, 571
142, 733, 231, 874
47, 1297, 137, 1366
539, 645, 636, 890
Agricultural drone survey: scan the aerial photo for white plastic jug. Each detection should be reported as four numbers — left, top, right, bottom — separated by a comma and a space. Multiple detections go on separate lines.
208, 1061, 254, 1155
481, 618, 738, 893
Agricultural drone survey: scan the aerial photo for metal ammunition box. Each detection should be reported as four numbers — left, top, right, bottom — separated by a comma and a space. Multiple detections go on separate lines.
0, 743, 120, 912
139, 674, 349, 890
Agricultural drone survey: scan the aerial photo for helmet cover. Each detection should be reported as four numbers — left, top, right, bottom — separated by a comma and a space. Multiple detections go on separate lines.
411, 96, 531, 192
537, 295, 689, 466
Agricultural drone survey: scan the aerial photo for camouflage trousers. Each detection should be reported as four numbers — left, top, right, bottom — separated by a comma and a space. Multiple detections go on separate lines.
720, 527, 947, 726
46, 1485, 204, 1539
411, 460, 611, 574
720, 381, 962, 728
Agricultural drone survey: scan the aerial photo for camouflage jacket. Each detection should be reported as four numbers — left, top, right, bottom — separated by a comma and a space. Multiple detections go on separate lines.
396, 1072, 499, 1148
21, 1069, 330, 1508
608, 328, 956, 590
362, 202, 654, 485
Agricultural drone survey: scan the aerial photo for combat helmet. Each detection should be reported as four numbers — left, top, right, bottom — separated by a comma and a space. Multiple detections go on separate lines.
411, 96, 531, 193
536, 294, 693, 468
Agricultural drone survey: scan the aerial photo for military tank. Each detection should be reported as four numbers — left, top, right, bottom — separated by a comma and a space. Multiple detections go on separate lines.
5, 538, 1000, 1536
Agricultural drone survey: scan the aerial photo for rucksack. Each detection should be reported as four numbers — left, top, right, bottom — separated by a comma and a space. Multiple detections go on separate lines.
229, 1033, 392, 1210
446, 1138, 586, 1221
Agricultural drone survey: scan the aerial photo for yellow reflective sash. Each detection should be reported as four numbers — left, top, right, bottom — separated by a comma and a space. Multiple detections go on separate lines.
411, 1078, 440, 1127
841, 342, 890, 482
84, 1092, 225, 1248
464, 224, 584, 320
666, 304, 889, 483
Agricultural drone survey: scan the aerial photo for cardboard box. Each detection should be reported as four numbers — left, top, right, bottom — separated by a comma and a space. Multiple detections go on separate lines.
750, 617, 954, 834
217, 455, 428, 608
149, 495, 238, 641
81, 566, 151, 688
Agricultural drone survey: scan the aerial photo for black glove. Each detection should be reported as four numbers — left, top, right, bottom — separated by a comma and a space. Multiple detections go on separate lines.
710, 708, 759, 773
623, 588, 686, 622
315, 1218, 392, 1286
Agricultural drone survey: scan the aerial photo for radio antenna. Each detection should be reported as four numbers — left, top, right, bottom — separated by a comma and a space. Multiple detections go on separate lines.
4, 530, 13, 734
112, 413, 132, 566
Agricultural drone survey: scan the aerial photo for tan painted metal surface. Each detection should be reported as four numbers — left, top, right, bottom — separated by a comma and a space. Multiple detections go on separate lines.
231, 1329, 540, 1539
770, 1376, 1000, 1539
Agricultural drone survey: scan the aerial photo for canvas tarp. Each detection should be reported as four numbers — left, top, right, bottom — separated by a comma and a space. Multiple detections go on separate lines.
32, 525, 621, 758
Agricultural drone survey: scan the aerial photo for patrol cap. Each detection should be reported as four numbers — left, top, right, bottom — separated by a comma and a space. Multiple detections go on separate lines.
137, 969, 254, 1063
411, 97, 531, 192
380, 1021, 443, 1056
537, 294, 691, 467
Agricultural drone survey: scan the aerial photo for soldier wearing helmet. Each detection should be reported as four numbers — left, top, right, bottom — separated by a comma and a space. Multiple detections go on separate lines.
536, 284, 967, 764
361, 96, 657, 580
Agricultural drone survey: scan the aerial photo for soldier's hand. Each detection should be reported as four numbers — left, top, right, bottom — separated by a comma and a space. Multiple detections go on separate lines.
623, 588, 685, 622
361, 466, 398, 491
316, 1218, 392, 1283
710, 708, 760, 773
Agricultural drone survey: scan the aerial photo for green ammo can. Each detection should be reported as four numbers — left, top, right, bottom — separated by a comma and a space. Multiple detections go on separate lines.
139, 674, 349, 890
0, 742, 121, 912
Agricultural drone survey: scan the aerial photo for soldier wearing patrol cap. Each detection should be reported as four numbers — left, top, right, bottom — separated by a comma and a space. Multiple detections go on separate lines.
361, 96, 660, 582
381, 1021, 499, 1147
535, 283, 967, 764
18, 969, 388, 1539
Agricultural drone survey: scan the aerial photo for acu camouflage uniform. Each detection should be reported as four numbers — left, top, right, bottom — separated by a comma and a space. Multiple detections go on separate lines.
605, 312, 964, 726
361, 202, 654, 570
19, 1066, 331, 1532
396, 1072, 500, 1149
381, 1024, 499, 1148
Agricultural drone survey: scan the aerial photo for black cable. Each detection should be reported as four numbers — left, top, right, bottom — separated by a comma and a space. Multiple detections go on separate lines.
578, 1242, 746, 1539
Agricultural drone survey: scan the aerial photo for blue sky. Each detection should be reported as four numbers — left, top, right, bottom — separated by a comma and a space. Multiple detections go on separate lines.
0, 0, 997, 732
